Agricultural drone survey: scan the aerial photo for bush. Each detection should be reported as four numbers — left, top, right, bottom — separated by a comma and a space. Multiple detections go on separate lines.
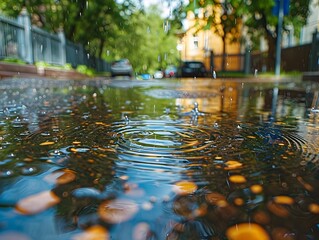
76, 65, 95, 76
1, 57, 26, 64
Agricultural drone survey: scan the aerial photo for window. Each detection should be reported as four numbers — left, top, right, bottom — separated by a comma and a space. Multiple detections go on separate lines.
193, 34, 199, 49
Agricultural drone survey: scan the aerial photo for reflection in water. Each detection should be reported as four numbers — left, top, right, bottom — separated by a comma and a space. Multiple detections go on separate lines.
311, 91, 319, 112
0, 78, 319, 239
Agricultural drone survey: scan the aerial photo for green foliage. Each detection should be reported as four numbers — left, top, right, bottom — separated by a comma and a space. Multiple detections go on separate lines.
244, 0, 311, 45
0, 0, 179, 74
0, 0, 134, 57
76, 65, 95, 76
105, 6, 180, 73
179, 0, 312, 70
35, 61, 73, 70
1, 57, 26, 64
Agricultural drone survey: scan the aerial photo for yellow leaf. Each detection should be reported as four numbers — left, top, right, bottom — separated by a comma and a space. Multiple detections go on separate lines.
173, 181, 198, 195
226, 223, 270, 240
15, 190, 60, 215
39, 141, 55, 146
229, 175, 247, 184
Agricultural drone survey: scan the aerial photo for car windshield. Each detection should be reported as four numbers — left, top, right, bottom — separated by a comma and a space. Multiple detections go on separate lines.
1, 1, 319, 239
186, 62, 203, 68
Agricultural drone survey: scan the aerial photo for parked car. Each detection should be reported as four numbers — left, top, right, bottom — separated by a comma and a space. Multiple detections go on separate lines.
180, 61, 207, 78
164, 65, 177, 78
110, 59, 133, 77
153, 70, 164, 79
137, 73, 152, 80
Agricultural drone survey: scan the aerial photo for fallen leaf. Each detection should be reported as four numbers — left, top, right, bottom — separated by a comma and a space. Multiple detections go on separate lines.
15, 190, 60, 215
98, 198, 138, 224
226, 223, 270, 240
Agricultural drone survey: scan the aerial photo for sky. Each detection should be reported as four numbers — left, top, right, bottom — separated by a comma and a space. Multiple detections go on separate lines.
143, 0, 171, 17
142, 0, 187, 18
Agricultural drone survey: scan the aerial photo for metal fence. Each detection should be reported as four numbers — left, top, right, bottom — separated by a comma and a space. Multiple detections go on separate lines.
211, 30, 319, 74
0, 9, 110, 72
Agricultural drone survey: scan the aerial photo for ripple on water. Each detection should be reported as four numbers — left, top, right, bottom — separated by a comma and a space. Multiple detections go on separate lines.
105, 119, 236, 186
114, 120, 219, 157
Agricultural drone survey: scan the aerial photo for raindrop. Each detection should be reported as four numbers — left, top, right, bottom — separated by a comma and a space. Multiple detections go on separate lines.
124, 115, 129, 124
254, 69, 258, 77
192, 102, 205, 117
0, 169, 14, 178
163, 19, 170, 33
212, 70, 217, 79
21, 166, 38, 175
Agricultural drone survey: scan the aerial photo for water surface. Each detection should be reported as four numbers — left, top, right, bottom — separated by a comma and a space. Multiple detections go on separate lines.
0, 77, 319, 240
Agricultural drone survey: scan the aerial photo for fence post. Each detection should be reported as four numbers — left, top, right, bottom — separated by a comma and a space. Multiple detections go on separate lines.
244, 47, 251, 74
58, 29, 66, 65
209, 50, 214, 72
309, 29, 319, 71
17, 7, 33, 64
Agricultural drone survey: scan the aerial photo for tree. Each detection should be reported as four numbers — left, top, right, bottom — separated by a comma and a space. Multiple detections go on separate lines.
176, 0, 312, 71
181, 0, 244, 71
0, 0, 135, 59
0, 0, 179, 72
244, 0, 311, 70
106, 5, 180, 73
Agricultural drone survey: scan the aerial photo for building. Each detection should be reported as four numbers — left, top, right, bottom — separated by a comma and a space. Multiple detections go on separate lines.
178, 0, 319, 73
177, 6, 242, 72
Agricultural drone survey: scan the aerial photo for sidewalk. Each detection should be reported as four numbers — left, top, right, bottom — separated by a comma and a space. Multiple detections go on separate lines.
0, 62, 89, 80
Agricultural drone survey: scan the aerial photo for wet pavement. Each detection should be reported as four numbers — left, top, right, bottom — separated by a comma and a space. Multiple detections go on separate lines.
0, 76, 319, 240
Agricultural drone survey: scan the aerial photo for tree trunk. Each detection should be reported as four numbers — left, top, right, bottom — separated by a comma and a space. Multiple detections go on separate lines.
98, 39, 105, 59
266, 32, 276, 72
222, 35, 227, 71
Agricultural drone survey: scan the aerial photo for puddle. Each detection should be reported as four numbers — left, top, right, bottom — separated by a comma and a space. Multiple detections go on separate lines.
0, 77, 319, 239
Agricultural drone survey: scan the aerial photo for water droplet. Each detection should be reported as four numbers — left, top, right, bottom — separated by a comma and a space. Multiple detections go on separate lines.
212, 70, 217, 79
163, 19, 170, 33
124, 115, 129, 124
254, 69, 258, 77
0, 169, 14, 178
192, 102, 204, 117
21, 166, 38, 175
